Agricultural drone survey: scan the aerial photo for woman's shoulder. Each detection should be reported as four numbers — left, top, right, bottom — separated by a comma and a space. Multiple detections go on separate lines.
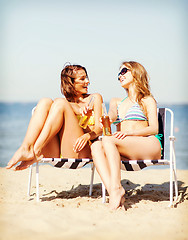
109, 97, 124, 110
90, 92, 102, 98
110, 97, 123, 104
142, 95, 157, 111
142, 95, 156, 104
90, 93, 103, 102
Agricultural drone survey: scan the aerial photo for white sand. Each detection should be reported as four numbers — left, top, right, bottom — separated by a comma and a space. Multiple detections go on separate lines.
0, 165, 188, 240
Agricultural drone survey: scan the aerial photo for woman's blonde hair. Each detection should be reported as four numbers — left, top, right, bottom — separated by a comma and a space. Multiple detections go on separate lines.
61, 64, 88, 102
121, 61, 154, 112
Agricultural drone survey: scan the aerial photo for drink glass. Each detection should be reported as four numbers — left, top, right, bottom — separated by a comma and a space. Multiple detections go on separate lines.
79, 96, 95, 129
79, 109, 93, 129
102, 115, 112, 136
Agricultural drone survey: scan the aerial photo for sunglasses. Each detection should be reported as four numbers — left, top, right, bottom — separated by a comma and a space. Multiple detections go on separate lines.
118, 67, 130, 80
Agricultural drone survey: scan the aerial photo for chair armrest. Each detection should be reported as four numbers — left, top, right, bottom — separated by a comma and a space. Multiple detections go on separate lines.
169, 136, 176, 141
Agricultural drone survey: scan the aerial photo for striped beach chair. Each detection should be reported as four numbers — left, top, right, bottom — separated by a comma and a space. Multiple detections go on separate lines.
28, 108, 178, 207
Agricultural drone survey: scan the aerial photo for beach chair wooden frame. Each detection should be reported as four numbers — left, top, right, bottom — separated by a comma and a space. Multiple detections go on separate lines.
27, 108, 178, 207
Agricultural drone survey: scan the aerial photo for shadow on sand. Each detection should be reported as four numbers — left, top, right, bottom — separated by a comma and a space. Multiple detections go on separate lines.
30, 179, 188, 210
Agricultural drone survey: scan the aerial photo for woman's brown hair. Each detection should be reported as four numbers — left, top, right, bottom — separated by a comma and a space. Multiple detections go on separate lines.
60, 64, 89, 102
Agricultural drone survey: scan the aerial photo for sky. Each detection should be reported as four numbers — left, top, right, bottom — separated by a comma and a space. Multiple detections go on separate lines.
0, 0, 188, 104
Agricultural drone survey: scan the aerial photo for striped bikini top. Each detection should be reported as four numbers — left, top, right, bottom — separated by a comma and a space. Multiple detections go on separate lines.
113, 97, 148, 125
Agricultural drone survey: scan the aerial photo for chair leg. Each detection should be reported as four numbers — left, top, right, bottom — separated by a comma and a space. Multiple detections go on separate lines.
168, 139, 178, 207
27, 165, 33, 197
168, 140, 175, 208
89, 164, 95, 196
173, 168, 178, 202
169, 165, 173, 207
36, 162, 40, 202
102, 182, 106, 203
172, 145, 178, 202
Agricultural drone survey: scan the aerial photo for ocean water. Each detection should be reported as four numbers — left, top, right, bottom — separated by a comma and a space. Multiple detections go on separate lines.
0, 102, 187, 169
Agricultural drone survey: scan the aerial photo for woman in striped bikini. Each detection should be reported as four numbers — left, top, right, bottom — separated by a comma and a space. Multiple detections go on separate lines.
91, 61, 162, 210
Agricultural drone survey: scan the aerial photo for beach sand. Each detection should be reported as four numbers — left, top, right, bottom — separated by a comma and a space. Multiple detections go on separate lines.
0, 165, 188, 240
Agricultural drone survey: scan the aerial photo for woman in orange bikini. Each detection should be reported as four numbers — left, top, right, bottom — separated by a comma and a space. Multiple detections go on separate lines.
91, 61, 162, 210
7, 64, 103, 170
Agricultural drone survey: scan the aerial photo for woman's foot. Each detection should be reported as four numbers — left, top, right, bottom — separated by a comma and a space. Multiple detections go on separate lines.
109, 186, 125, 210
14, 152, 44, 171
6, 146, 35, 169
15, 159, 36, 171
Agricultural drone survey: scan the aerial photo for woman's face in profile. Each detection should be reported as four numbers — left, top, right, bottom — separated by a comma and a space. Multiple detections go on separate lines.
73, 69, 90, 94
118, 65, 134, 88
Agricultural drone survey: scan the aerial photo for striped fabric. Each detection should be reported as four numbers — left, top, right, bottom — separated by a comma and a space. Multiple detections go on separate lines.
113, 101, 148, 125
121, 159, 169, 171
41, 158, 93, 169
41, 158, 169, 171
123, 103, 148, 121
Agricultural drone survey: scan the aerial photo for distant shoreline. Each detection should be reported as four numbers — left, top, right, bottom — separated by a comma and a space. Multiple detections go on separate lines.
0, 101, 188, 105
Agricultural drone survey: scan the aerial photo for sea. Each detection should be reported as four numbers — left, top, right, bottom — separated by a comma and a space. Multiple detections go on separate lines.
0, 102, 188, 170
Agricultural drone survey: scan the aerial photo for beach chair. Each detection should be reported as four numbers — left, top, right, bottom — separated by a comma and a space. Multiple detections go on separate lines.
27, 108, 178, 207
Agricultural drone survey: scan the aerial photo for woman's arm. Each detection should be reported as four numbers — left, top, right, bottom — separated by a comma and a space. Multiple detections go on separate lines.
85, 93, 103, 140
108, 98, 119, 123
73, 93, 103, 152
132, 96, 158, 136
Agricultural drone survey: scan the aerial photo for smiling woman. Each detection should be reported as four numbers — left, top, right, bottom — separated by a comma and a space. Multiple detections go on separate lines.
60, 65, 90, 101
91, 61, 162, 210
6, 64, 103, 170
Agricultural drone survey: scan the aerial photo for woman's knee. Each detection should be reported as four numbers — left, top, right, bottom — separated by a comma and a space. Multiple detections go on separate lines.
91, 141, 103, 155
102, 136, 115, 146
51, 98, 69, 112
34, 98, 53, 115
38, 98, 53, 109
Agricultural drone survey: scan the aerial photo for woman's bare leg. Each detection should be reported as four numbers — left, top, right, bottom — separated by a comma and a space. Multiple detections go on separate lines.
102, 136, 125, 210
101, 135, 161, 209
14, 135, 60, 170
60, 100, 91, 158
91, 141, 111, 193
33, 98, 91, 159
115, 136, 161, 160
6, 98, 53, 169
8, 98, 91, 170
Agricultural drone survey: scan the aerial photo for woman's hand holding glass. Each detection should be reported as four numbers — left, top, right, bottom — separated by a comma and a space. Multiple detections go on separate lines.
79, 105, 89, 116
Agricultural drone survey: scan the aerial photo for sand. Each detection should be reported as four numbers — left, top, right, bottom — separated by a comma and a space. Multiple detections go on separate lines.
0, 165, 188, 240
